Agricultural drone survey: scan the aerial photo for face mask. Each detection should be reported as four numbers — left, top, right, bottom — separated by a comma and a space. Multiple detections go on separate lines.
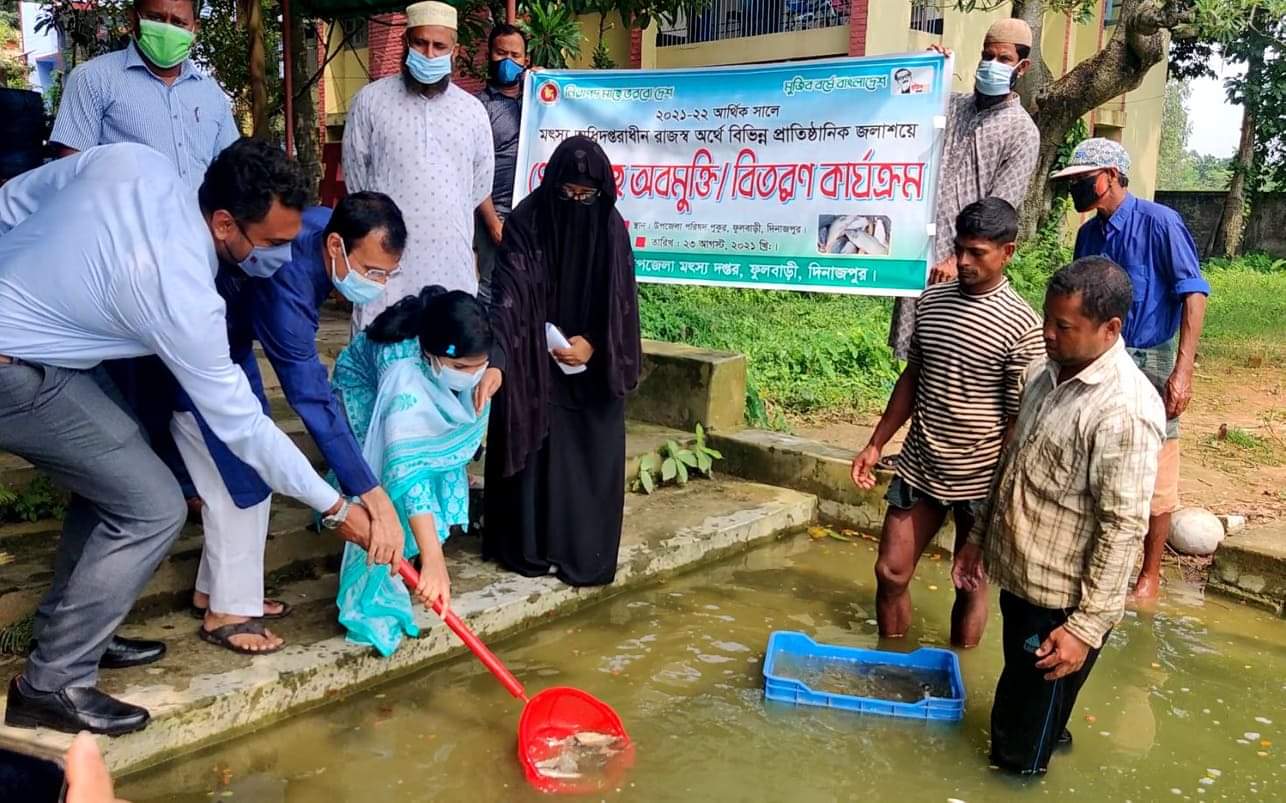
1069, 175, 1106, 213
433, 357, 487, 392
974, 59, 1015, 97
238, 240, 293, 278
136, 19, 195, 69
331, 248, 387, 305
406, 49, 452, 85
489, 57, 525, 87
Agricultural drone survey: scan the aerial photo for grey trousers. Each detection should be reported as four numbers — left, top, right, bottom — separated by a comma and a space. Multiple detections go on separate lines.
0, 361, 186, 691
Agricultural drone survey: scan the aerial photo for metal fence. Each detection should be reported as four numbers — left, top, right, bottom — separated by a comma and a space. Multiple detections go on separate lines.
657, 0, 850, 47
909, 3, 944, 35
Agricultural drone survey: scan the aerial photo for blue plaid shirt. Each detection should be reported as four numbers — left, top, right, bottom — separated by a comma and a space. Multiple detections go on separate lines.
1074, 194, 1210, 350
50, 43, 241, 190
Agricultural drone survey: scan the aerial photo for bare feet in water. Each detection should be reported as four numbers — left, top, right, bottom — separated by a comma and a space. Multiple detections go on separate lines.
1129, 572, 1161, 602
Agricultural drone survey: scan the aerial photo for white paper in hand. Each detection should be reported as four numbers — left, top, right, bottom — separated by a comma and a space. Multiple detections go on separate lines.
545, 322, 587, 375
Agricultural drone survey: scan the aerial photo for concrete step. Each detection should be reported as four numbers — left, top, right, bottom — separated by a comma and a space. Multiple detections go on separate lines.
0, 479, 818, 775
1209, 522, 1286, 616
0, 424, 695, 630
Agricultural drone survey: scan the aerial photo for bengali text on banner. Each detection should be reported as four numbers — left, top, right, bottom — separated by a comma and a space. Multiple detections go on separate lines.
512, 53, 951, 296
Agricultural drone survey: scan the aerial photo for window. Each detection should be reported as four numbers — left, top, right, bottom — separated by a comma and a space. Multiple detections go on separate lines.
339, 18, 369, 49
910, 2, 945, 36
1104, 0, 1122, 26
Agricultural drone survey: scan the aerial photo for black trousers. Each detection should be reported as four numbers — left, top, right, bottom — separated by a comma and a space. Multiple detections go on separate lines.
990, 590, 1106, 774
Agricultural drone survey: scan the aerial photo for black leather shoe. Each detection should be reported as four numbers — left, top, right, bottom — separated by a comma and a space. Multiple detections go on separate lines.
4, 677, 150, 735
1057, 728, 1073, 747
100, 636, 166, 669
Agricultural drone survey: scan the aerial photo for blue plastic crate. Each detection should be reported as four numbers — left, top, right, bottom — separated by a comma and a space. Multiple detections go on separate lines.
762, 631, 965, 721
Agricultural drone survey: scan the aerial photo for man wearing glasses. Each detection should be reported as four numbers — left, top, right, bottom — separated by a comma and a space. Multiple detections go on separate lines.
171, 190, 410, 654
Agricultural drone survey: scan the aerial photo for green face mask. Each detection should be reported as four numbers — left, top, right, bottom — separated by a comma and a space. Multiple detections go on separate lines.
136, 19, 195, 69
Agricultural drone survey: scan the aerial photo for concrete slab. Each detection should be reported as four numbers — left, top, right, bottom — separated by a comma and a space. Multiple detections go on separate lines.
1209, 522, 1286, 616
0, 480, 816, 775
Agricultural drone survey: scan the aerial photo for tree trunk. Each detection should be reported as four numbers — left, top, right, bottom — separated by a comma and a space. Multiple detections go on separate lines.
242, 0, 269, 138
1012, 0, 1197, 241
288, 11, 321, 201
1212, 43, 1262, 258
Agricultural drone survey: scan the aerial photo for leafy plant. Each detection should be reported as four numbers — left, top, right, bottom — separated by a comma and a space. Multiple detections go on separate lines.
0, 475, 69, 523
521, 0, 582, 69
634, 424, 722, 494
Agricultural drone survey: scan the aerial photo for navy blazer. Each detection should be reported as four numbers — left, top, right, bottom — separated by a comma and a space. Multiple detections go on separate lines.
174, 206, 379, 507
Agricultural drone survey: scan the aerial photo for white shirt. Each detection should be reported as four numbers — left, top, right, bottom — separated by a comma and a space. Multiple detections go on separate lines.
342, 76, 494, 327
0, 144, 339, 513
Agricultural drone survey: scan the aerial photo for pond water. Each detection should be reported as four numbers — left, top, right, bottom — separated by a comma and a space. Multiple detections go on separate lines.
120, 534, 1286, 803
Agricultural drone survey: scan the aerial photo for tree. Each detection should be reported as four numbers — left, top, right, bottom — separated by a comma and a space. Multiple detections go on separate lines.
566, 0, 707, 68
1171, 7, 1284, 255
1157, 79, 1198, 190
0, 10, 30, 89
948, 0, 1286, 240
192, 0, 283, 139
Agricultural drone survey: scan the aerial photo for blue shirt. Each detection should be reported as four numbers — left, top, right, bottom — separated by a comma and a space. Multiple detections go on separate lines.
50, 44, 241, 190
178, 207, 379, 505
0, 144, 339, 514
1074, 194, 1210, 350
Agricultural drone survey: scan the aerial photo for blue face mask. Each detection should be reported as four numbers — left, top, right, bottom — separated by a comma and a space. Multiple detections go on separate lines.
406, 48, 452, 85
431, 356, 488, 392
238, 240, 293, 278
491, 57, 524, 87
331, 248, 387, 306
975, 59, 1016, 97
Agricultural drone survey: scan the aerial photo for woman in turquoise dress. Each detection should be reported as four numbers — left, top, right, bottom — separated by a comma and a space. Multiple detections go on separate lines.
331, 286, 497, 656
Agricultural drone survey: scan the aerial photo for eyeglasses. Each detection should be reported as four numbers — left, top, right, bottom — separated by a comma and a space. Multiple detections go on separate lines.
558, 185, 601, 205
361, 263, 402, 283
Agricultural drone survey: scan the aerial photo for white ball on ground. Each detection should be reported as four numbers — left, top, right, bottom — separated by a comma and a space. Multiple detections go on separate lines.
1168, 508, 1225, 556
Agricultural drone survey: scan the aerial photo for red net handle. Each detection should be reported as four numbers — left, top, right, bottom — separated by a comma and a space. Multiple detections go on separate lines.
398, 559, 529, 702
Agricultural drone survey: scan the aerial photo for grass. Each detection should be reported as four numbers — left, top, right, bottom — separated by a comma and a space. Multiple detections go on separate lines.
638, 248, 1286, 425
1201, 261, 1286, 364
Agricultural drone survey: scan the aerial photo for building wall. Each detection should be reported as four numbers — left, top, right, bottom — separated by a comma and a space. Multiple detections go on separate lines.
16, 1, 60, 92
654, 26, 850, 69
1156, 191, 1286, 258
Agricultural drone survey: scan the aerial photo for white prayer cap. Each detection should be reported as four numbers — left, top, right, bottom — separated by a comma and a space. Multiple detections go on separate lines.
406, 1, 457, 30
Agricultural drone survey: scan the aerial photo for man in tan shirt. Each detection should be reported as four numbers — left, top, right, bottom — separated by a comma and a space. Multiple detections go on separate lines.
953, 256, 1164, 774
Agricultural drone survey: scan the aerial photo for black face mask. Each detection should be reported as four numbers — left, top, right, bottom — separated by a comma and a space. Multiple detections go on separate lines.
1069, 175, 1105, 213
488, 57, 523, 88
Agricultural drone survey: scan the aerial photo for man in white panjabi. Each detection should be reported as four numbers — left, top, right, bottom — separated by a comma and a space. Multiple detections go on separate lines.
342, 1, 494, 329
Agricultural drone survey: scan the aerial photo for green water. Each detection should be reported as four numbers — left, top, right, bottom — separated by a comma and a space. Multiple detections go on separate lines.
120, 535, 1286, 803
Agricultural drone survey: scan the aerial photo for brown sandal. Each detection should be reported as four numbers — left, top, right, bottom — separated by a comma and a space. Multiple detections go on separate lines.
190, 599, 293, 620
198, 619, 284, 655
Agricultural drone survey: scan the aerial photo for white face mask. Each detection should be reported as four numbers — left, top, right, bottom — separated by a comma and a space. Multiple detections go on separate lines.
431, 356, 487, 392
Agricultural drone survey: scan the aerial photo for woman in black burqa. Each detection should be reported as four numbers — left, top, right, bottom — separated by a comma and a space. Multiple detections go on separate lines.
483, 136, 642, 586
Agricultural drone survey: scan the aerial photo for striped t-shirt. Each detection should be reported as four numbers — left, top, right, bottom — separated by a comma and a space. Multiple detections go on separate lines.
896, 279, 1043, 501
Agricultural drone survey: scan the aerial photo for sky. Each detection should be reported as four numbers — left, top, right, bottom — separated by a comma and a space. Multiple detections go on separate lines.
1186, 57, 1246, 158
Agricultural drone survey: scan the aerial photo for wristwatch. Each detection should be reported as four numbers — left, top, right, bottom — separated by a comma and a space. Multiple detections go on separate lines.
321, 498, 353, 530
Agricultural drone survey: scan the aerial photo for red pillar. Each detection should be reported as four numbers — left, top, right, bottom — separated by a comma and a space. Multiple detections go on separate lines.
369, 13, 407, 79
848, 0, 870, 57
629, 27, 643, 69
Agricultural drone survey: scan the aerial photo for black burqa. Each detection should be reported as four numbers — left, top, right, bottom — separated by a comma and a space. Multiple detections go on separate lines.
483, 136, 642, 586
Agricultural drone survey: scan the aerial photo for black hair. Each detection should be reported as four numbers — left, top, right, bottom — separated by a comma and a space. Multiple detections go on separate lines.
894, 67, 912, 78
198, 137, 309, 223
366, 286, 495, 359
1016, 44, 1031, 60
324, 191, 407, 256
1118, 174, 1130, 188
1046, 256, 1133, 325
488, 23, 526, 52
955, 197, 1018, 245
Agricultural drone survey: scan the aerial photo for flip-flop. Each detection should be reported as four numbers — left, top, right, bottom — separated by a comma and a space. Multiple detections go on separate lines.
197, 619, 284, 656
190, 599, 293, 621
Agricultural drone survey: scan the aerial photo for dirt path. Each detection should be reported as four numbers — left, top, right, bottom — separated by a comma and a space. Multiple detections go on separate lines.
794, 355, 1286, 525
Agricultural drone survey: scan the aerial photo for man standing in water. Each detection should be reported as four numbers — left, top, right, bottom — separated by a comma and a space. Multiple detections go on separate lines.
852, 199, 1042, 648
954, 257, 1164, 774
887, 18, 1040, 364
342, 0, 494, 327
1053, 138, 1210, 600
